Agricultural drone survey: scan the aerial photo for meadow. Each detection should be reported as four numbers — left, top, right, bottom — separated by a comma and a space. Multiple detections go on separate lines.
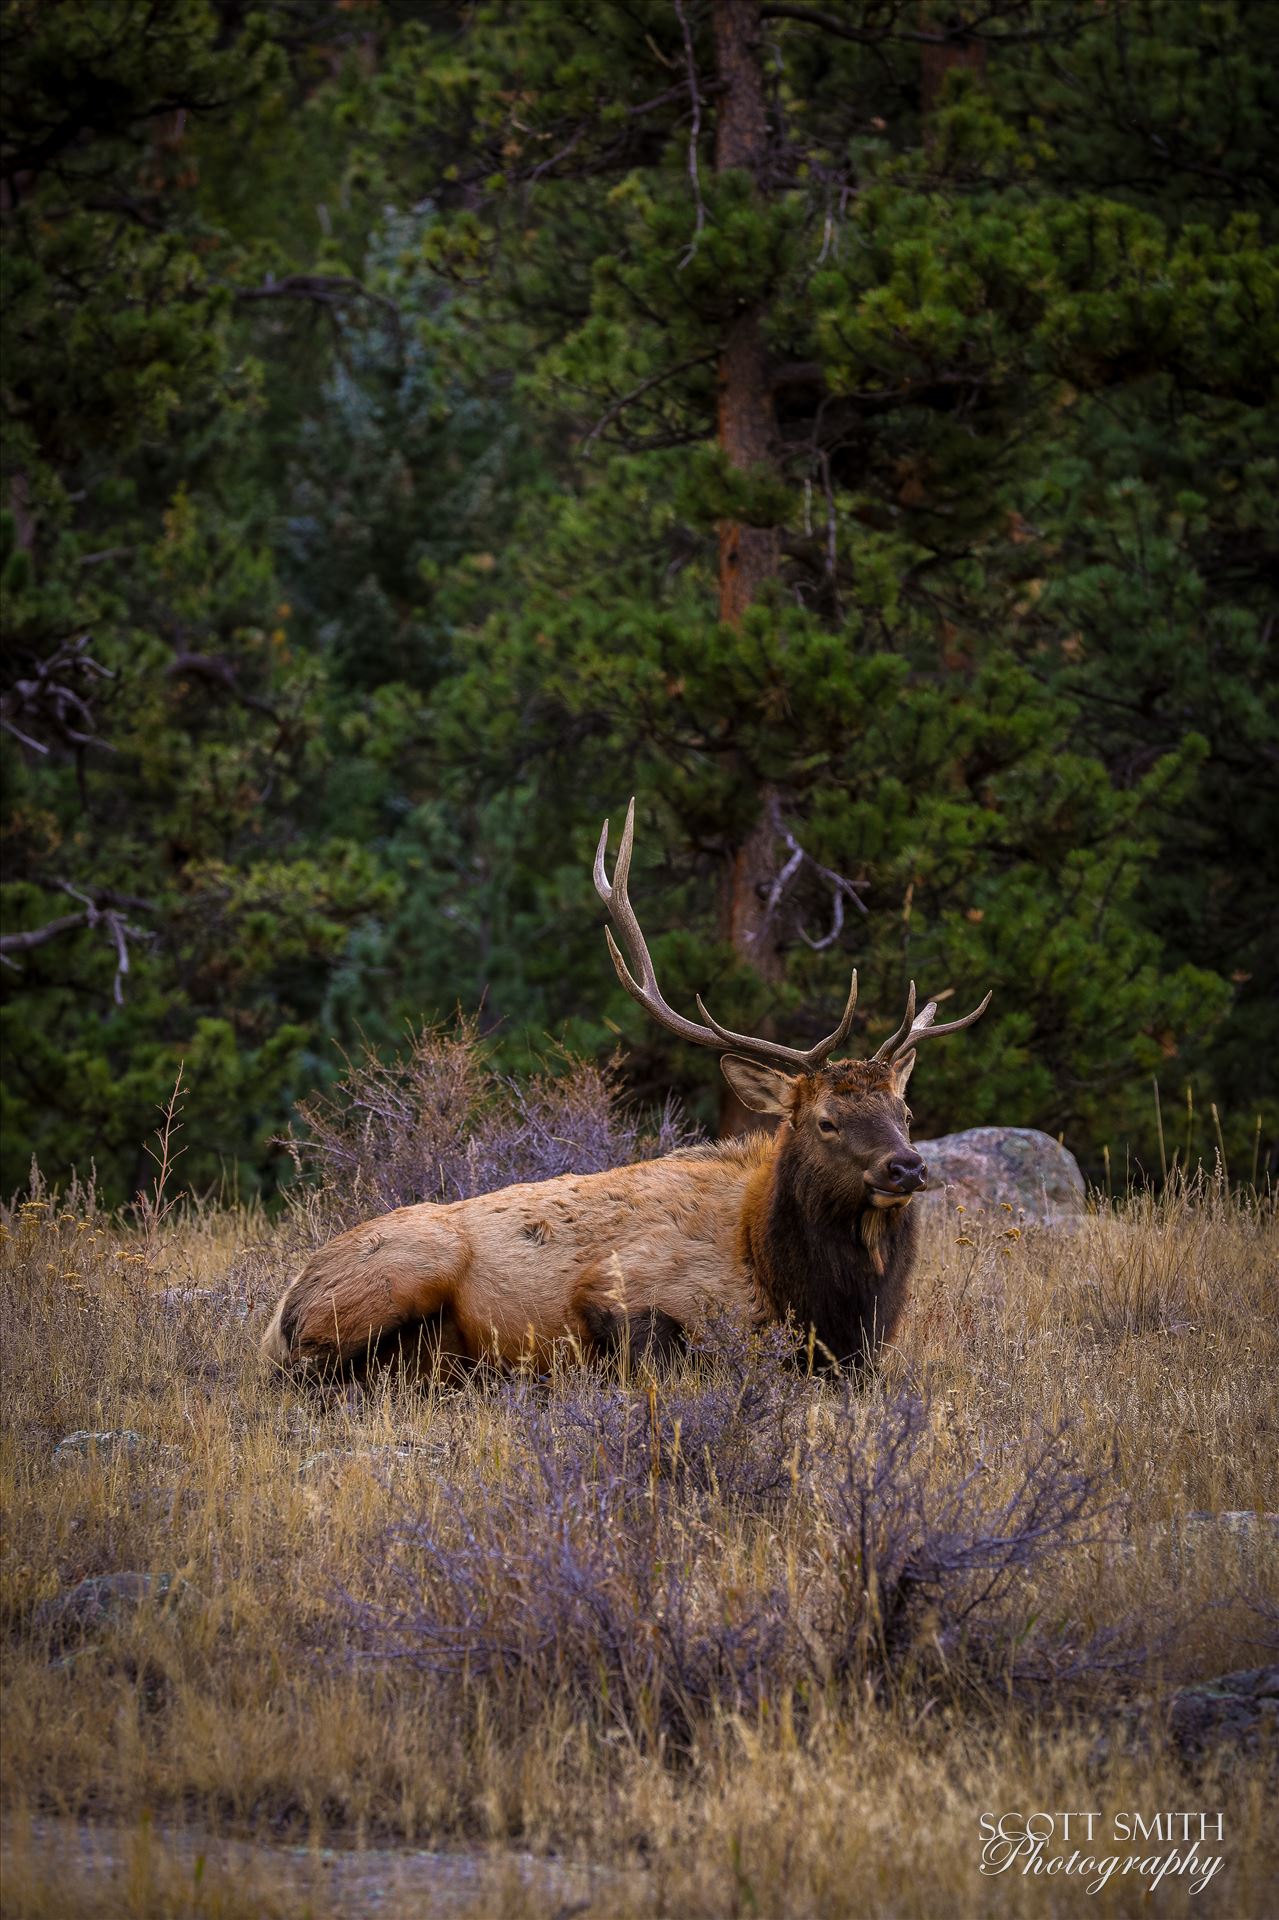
1, 1052, 1276, 1917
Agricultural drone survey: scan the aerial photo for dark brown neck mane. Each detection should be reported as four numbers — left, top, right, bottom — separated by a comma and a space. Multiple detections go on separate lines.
747, 1136, 919, 1371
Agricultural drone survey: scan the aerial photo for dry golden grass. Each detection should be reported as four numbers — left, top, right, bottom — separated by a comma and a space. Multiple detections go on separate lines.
1, 1170, 1276, 1917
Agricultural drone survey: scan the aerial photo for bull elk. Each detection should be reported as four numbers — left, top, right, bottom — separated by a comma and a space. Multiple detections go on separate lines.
263, 801, 991, 1376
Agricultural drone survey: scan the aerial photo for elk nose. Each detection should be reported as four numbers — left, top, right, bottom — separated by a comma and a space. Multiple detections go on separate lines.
886, 1152, 927, 1192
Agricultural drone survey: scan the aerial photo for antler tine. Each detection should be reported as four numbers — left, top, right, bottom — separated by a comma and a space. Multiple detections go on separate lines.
594, 799, 653, 1000
596, 810, 992, 1076
890, 989, 992, 1060
595, 801, 737, 1052
612, 791, 635, 897
871, 980, 917, 1062
594, 800, 845, 1072
693, 969, 858, 1071
813, 965, 859, 1062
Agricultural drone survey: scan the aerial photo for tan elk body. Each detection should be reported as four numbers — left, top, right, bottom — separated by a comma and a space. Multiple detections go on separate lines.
263, 802, 991, 1375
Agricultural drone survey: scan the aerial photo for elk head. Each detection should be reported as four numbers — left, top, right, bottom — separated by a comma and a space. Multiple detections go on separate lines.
719, 1054, 926, 1212
595, 798, 991, 1213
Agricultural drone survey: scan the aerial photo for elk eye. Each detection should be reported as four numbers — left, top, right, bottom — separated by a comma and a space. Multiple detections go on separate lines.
817, 1119, 838, 1136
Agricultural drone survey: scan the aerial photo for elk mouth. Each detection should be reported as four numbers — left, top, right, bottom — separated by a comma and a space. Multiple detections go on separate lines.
864, 1184, 921, 1209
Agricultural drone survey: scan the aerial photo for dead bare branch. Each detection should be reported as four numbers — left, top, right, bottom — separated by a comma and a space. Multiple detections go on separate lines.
758, 793, 870, 952
166, 650, 279, 719
673, 0, 708, 267
230, 272, 401, 345
0, 880, 157, 1003
0, 635, 115, 757
761, 2, 1107, 48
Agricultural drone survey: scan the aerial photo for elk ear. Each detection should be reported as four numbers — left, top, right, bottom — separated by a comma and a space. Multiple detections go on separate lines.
719, 1054, 799, 1116
892, 1050, 917, 1094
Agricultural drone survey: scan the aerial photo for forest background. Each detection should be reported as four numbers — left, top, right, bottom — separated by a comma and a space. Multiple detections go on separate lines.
2, 0, 1275, 1205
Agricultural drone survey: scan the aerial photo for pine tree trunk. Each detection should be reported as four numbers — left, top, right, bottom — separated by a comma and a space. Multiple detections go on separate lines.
920, 11, 987, 120
712, 0, 778, 627
712, 0, 784, 1132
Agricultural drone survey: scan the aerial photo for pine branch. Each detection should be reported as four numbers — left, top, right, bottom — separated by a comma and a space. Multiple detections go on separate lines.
582, 352, 716, 446
761, 2, 1110, 48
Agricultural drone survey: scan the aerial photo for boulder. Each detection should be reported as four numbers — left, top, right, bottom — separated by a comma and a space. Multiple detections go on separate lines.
1109, 1510, 1279, 1565
299, 1442, 448, 1477
34, 1571, 194, 1650
914, 1125, 1086, 1224
1092, 1666, 1279, 1767
1163, 1509, 1279, 1577
53, 1429, 182, 1468
53, 1429, 144, 1465
1173, 1509, 1279, 1545
1167, 1666, 1279, 1757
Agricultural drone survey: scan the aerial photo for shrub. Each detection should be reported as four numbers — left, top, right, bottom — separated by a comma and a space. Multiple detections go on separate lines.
348, 1337, 1120, 1752
284, 1018, 691, 1222
814, 1391, 1124, 1690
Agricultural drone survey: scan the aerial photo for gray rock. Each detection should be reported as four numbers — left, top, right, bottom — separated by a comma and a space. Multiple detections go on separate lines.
914, 1126, 1086, 1223
4, 1815, 626, 1915
1175, 1509, 1278, 1541
300, 1443, 446, 1476
53, 1429, 145, 1464
1109, 1510, 1279, 1564
1167, 1666, 1278, 1756
34, 1572, 194, 1649
158, 1286, 250, 1321
1163, 1509, 1279, 1572
1091, 1668, 1279, 1768
53, 1429, 182, 1468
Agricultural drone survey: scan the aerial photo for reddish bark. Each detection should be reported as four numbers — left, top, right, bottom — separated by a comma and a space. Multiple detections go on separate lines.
712, 0, 779, 627
711, 0, 785, 1131
717, 318, 779, 625
920, 11, 988, 120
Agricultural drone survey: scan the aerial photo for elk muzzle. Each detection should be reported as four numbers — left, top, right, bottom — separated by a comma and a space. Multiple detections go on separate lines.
865, 1149, 927, 1207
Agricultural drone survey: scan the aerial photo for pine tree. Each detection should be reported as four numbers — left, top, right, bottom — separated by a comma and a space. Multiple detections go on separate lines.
3, 2, 1273, 1188
343, 0, 1269, 1162
0, 2, 395, 1195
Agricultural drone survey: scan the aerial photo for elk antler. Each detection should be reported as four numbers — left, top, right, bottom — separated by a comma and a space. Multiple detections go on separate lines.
594, 798, 859, 1074
871, 979, 992, 1065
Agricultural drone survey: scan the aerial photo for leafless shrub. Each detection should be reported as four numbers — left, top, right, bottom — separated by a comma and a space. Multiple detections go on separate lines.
815, 1392, 1127, 1693
282, 1018, 692, 1225
348, 1350, 1119, 1752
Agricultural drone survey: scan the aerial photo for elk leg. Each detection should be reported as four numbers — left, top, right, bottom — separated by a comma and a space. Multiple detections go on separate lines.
577, 1299, 687, 1375
262, 1217, 468, 1373
352, 1307, 475, 1386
